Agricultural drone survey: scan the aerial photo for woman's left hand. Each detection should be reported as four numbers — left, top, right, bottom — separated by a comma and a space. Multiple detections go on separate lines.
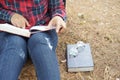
48, 16, 66, 34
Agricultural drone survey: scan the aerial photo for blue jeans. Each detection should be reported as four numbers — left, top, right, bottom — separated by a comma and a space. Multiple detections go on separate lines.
0, 30, 60, 80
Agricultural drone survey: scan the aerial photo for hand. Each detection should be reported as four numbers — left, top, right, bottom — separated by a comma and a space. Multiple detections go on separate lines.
48, 16, 66, 33
11, 13, 30, 28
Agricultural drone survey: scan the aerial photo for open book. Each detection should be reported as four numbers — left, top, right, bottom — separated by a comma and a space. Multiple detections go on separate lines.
67, 42, 94, 72
0, 23, 56, 37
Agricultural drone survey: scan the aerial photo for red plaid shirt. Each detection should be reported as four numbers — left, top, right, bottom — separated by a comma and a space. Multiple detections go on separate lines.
0, 0, 66, 29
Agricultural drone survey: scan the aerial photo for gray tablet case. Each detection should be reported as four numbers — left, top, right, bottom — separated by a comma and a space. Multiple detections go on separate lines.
67, 43, 94, 72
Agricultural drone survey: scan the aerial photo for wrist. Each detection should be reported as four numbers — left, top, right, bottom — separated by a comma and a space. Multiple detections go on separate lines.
52, 14, 66, 22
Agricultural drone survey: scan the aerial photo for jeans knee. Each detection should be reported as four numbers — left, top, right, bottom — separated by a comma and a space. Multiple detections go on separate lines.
28, 32, 48, 47
7, 48, 27, 60
2, 34, 27, 60
8, 35, 26, 47
28, 31, 58, 51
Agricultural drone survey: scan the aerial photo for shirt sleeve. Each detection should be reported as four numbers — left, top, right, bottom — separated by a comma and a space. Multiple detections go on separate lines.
0, 4, 15, 23
48, 0, 67, 22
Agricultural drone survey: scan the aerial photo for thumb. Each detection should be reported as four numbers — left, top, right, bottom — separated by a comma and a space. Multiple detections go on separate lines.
48, 20, 54, 28
47, 21, 57, 30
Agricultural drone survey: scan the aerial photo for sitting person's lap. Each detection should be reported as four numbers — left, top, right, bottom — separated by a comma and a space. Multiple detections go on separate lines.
0, 30, 59, 80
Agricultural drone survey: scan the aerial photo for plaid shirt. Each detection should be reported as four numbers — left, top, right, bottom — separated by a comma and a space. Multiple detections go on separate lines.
0, 0, 66, 29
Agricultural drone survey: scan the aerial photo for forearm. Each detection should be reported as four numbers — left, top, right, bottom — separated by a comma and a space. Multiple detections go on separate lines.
48, 0, 67, 22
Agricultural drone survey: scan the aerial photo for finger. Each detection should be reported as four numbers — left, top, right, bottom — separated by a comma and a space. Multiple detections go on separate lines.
60, 22, 66, 33
59, 27, 65, 33
17, 20, 25, 28
15, 23, 21, 28
21, 22, 25, 29
12, 22, 18, 28
11, 19, 19, 28
57, 22, 66, 33
62, 21, 66, 29
47, 21, 53, 29
48, 20, 56, 29
56, 24, 62, 33
58, 25, 66, 34
25, 19, 30, 27
48, 21, 52, 27
18, 19, 26, 28
20, 19, 29, 28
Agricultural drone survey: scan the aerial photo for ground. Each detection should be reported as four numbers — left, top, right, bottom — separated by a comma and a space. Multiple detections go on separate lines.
19, 0, 120, 80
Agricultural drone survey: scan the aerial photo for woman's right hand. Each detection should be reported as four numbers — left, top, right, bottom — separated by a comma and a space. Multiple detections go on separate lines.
11, 13, 30, 28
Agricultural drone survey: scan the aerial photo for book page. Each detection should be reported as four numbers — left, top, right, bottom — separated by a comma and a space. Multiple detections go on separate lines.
0, 23, 56, 37
0, 23, 30, 37
30, 26, 56, 33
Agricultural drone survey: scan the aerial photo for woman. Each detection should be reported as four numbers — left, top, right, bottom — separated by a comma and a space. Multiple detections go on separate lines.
0, 0, 66, 80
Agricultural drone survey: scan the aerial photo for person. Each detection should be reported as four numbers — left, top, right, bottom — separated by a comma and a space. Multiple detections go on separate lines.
0, 0, 66, 80
63, 0, 66, 6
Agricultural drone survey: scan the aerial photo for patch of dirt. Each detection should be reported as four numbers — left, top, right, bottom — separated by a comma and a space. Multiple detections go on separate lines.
19, 0, 120, 80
